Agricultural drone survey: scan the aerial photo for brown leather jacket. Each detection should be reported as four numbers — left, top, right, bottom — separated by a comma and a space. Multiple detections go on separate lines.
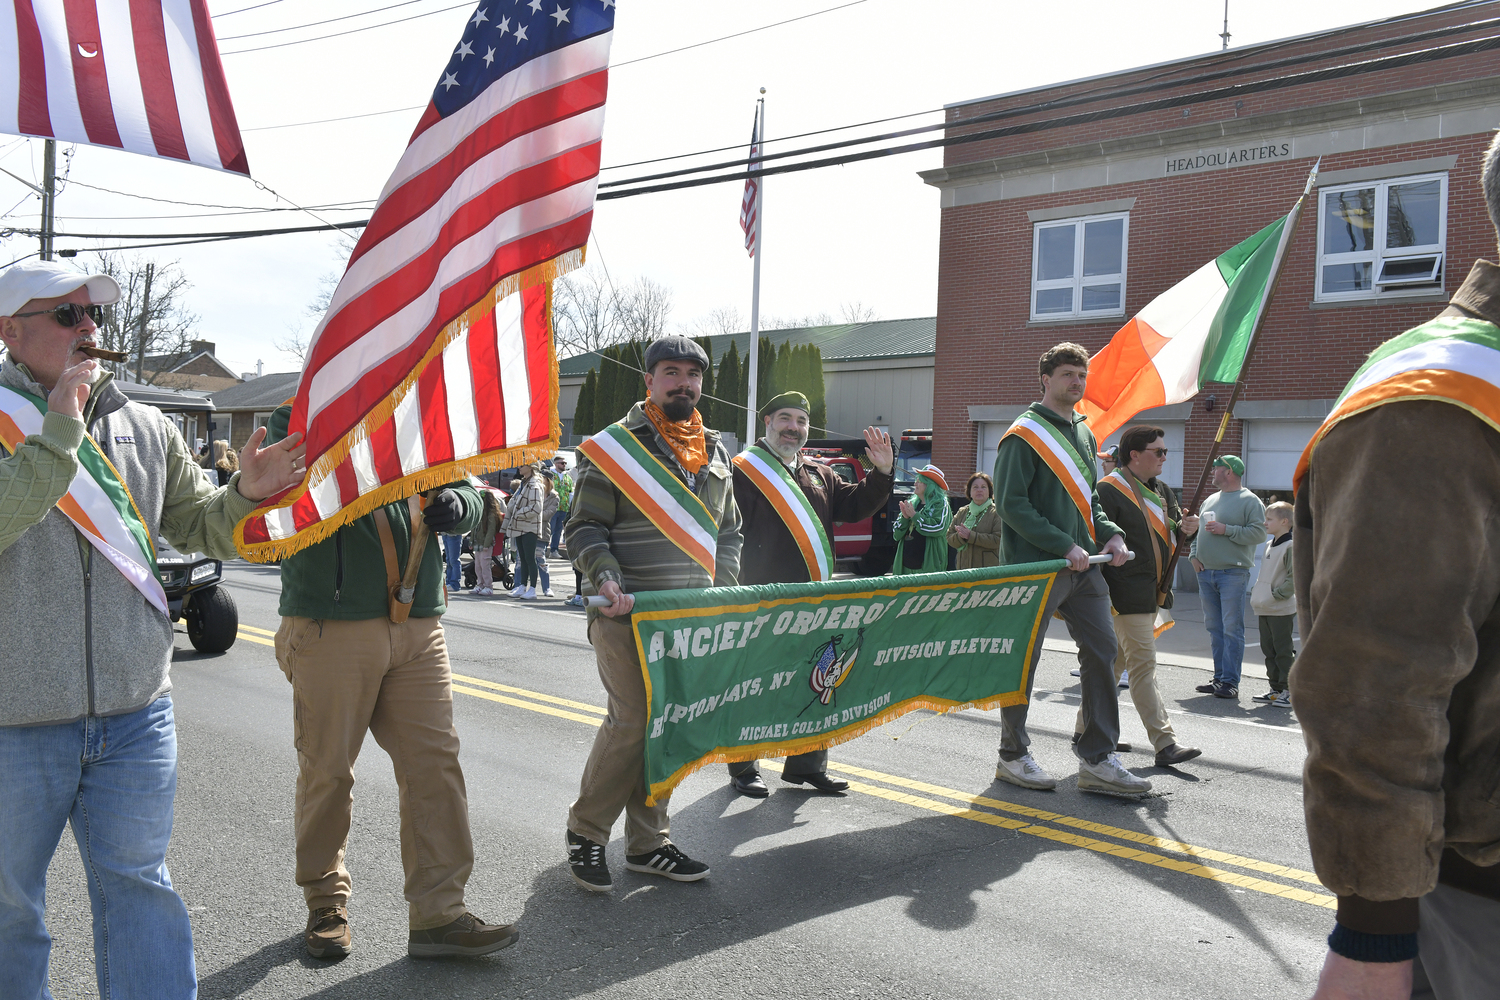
734, 441, 893, 586
1293, 260, 1500, 935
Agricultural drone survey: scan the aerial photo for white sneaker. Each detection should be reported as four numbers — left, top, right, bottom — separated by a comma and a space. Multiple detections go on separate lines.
1078, 752, 1152, 794
1118, 670, 1130, 689
521, 586, 537, 600
1070, 668, 1081, 677
994, 753, 1057, 790
543, 588, 555, 597
509, 585, 525, 598
1272, 691, 1292, 708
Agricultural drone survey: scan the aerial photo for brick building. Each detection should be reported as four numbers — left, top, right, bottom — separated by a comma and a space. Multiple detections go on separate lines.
922, 3, 1500, 497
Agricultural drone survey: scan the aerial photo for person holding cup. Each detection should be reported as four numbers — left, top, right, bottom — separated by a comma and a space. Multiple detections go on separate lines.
1188, 455, 1266, 700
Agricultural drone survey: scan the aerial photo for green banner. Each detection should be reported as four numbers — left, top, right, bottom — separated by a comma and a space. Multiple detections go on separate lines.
630, 560, 1065, 804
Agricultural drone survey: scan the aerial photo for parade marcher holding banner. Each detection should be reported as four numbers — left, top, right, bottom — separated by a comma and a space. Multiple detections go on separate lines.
724, 390, 895, 798
1089, 424, 1204, 768
0, 261, 307, 999
263, 406, 519, 961
992, 342, 1149, 795
948, 471, 1002, 570
893, 465, 952, 574
565, 335, 742, 892
1298, 139, 1500, 1000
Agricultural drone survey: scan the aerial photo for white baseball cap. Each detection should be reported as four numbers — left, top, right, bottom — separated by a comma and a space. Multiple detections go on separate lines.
0, 260, 121, 317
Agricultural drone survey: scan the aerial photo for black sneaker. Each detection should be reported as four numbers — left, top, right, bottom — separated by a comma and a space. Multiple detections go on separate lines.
1194, 682, 1218, 694
1252, 690, 1280, 703
625, 844, 710, 882
566, 830, 612, 892
1212, 681, 1240, 700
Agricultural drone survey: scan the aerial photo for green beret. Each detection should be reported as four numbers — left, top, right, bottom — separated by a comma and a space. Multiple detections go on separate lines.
759, 390, 810, 418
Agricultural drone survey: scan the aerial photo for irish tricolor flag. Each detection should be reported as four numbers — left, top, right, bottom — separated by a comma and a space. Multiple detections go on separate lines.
1079, 216, 1291, 442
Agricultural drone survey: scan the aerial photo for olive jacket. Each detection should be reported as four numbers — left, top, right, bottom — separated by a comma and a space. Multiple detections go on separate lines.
947, 501, 1001, 569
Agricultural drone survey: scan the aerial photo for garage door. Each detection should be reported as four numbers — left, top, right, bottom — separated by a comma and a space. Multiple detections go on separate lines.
1243, 420, 1321, 491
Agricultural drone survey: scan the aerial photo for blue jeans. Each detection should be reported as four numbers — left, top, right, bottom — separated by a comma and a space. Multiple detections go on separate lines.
442, 534, 463, 590
0, 697, 196, 1000
534, 549, 551, 592
548, 510, 567, 554
1198, 567, 1250, 688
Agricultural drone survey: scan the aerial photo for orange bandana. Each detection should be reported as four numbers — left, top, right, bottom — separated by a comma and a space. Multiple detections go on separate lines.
644, 400, 708, 475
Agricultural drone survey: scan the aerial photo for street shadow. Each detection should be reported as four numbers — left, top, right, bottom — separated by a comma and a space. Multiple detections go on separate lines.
198, 934, 334, 999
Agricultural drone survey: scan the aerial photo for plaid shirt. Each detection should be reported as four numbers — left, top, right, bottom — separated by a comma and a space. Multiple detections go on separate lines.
565, 402, 742, 602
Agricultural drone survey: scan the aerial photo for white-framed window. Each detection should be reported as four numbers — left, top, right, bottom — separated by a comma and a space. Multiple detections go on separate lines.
1030, 212, 1129, 321
1316, 173, 1447, 301
254, 411, 273, 432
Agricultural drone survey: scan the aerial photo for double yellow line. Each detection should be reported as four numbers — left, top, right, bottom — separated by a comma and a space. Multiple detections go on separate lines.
231, 622, 1332, 910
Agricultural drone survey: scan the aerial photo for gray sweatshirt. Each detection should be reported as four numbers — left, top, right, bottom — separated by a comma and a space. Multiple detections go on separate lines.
1189, 487, 1266, 570
0, 360, 255, 726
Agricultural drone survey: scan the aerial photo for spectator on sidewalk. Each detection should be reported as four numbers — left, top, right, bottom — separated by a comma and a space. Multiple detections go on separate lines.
1251, 501, 1296, 707
948, 471, 1001, 569
469, 486, 505, 596
212, 438, 238, 487
441, 531, 463, 592
549, 455, 572, 556
892, 465, 951, 575
535, 468, 559, 597
504, 463, 545, 599
1298, 135, 1500, 998
1189, 455, 1265, 701
1098, 444, 1118, 478
1092, 424, 1203, 768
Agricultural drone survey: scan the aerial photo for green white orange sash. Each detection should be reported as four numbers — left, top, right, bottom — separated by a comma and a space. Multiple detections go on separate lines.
1002, 412, 1097, 542
0, 384, 167, 614
1295, 316, 1500, 490
577, 421, 719, 579
1100, 469, 1175, 559
732, 444, 834, 582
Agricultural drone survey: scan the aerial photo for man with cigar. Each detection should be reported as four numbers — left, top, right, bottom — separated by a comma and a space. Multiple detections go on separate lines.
725, 390, 895, 797
565, 335, 742, 892
0, 260, 305, 999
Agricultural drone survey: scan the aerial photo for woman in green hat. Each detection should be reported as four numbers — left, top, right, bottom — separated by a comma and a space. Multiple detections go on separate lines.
892, 464, 952, 575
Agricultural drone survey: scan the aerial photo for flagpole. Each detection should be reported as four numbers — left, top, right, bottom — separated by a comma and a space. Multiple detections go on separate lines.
744, 92, 765, 448
1158, 157, 1320, 601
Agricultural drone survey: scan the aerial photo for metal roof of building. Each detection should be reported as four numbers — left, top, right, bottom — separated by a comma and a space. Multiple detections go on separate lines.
115, 379, 215, 412
209, 371, 302, 411
558, 316, 935, 378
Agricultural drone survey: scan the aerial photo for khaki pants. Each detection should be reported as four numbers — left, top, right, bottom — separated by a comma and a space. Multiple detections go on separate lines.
567, 615, 670, 854
1074, 612, 1178, 752
275, 615, 473, 930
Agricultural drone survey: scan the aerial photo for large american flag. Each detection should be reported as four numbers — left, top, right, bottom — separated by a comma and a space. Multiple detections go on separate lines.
1, 0, 247, 174
740, 106, 760, 256
236, 0, 614, 560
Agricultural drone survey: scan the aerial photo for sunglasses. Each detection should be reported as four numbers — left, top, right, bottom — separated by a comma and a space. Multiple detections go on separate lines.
1148, 447, 1169, 457
14, 302, 106, 327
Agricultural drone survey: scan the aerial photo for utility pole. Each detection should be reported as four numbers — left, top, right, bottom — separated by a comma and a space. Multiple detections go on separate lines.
39, 139, 56, 261
1220, 0, 1231, 50
134, 262, 155, 383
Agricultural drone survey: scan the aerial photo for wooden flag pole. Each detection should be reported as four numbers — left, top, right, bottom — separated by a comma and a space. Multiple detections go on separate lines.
1156, 158, 1320, 602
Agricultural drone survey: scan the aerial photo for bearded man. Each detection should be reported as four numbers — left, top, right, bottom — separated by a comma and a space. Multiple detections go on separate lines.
724, 390, 894, 797
563, 336, 743, 892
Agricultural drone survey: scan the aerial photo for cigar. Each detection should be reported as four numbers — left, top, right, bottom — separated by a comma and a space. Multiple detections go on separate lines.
78, 345, 128, 362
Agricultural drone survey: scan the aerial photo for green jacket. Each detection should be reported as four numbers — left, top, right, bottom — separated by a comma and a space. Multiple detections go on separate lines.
892, 487, 951, 575
266, 405, 480, 620
993, 403, 1122, 565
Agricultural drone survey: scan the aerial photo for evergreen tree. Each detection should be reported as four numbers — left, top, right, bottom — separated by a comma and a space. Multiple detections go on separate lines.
755, 336, 778, 412
773, 341, 793, 404
574, 367, 598, 437
695, 336, 715, 424
716, 341, 741, 433
806, 344, 827, 433
593, 348, 618, 426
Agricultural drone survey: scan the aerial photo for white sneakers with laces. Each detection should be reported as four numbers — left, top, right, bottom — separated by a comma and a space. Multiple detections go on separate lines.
994, 753, 1058, 790
1077, 752, 1152, 794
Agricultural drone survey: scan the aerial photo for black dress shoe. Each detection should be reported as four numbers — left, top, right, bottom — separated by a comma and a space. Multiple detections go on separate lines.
782, 771, 849, 793
730, 772, 769, 798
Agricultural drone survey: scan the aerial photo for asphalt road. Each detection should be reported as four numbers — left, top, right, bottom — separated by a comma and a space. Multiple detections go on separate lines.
43, 559, 1328, 999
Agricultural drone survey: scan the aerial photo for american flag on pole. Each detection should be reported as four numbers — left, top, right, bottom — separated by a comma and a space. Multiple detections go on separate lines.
235, 0, 615, 561
740, 107, 760, 256
1, 0, 248, 174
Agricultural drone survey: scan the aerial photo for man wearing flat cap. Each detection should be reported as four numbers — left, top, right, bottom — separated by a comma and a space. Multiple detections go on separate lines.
0, 260, 305, 998
726, 390, 895, 797
563, 335, 742, 892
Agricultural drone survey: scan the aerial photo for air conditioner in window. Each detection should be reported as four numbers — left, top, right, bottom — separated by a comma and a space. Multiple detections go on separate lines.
1375, 253, 1443, 287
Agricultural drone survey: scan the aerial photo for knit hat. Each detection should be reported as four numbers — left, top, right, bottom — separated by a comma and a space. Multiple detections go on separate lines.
1212, 454, 1245, 477
916, 464, 947, 491
759, 390, 810, 418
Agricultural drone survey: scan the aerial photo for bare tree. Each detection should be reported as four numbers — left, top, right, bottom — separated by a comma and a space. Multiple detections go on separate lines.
840, 301, 880, 323
553, 268, 626, 356
762, 311, 833, 330
93, 252, 198, 385
685, 305, 744, 338
619, 276, 673, 341
274, 271, 339, 365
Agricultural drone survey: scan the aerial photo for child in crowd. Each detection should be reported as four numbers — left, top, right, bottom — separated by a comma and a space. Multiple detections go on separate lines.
1251, 501, 1296, 707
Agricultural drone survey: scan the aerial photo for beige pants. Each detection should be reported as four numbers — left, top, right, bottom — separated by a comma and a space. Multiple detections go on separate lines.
567, 614, 671, 854
1074, 612, 1177, 752
275, 615, 473, 930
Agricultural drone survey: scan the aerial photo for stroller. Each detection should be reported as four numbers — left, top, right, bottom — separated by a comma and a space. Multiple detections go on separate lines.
460, 537, 514, 591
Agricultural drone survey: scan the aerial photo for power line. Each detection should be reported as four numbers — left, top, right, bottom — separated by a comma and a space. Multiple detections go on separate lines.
242, 104, 426, 132
52, 205, 374, 221
56, 178, 372, 212
610, 0, 870, 69
216, 0, 453, 41
211, 0, 294, 18
9, 219, 370, 241
221, 2, 470, 55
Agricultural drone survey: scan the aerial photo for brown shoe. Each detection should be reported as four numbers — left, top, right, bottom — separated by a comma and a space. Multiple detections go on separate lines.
304, 905, 350, 959
407, 912, 520, 958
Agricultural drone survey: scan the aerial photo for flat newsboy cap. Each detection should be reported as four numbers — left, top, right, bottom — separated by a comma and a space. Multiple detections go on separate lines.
643, 335, 709, 373
759, 390, 810, 418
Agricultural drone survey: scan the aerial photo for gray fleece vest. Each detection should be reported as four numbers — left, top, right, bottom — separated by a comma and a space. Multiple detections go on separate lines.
1, 363, 175, 726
